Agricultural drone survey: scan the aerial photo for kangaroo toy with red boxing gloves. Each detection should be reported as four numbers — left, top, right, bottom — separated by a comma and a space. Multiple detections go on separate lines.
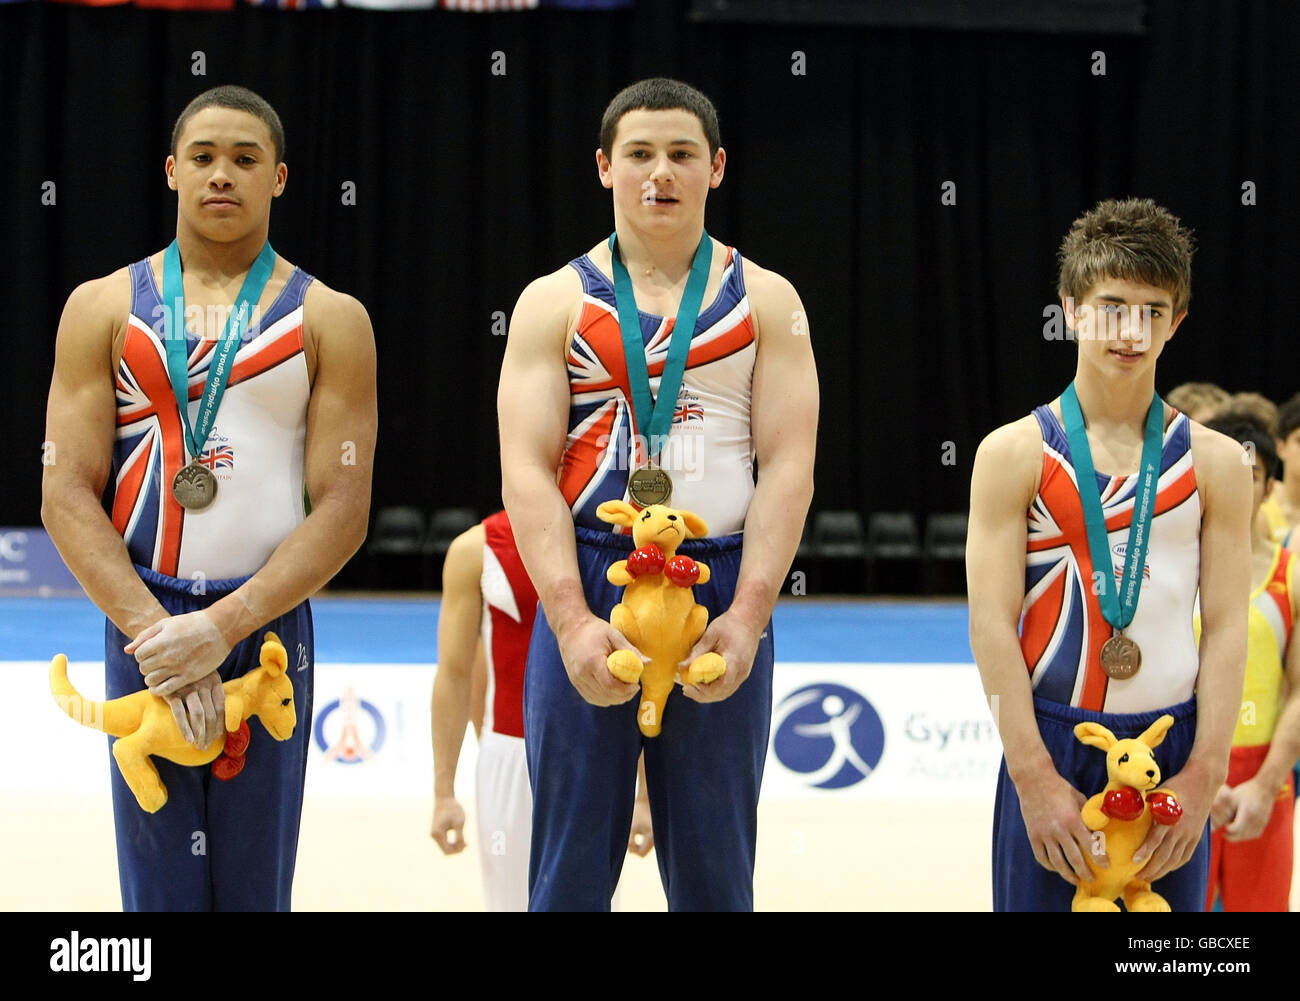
596, 500, 726, 737
1072, 713, 1185, 911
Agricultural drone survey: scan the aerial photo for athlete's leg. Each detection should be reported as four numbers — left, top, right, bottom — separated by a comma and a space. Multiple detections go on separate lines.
476, 731, 532, 912
524, 541, 641, 911
640, 536, 773, 911
208, 602, 314, 911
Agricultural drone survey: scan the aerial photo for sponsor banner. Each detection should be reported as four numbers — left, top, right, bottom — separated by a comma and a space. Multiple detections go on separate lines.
766, 663, 1002, 800
16, 659, 1003, 804
0, 528, 83, 596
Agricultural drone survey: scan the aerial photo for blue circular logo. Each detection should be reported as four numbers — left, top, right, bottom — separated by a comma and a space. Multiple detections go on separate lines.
313, 689, 386, 764
772, 683, 884, 789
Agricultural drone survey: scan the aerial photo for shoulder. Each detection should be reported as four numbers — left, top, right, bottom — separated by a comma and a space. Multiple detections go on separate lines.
975, 414, 1044, 469
738, 255, 801, 337
971, 415, 1044, 507
1188, 420, 1252, 517
515, 261, 585, 314
303, 276, 373, 335
59, 266, 135, 368
443, 524, 486, 586
63, 266, 133, 324
1188, 419, 1250, 479
507, 261, 585, 355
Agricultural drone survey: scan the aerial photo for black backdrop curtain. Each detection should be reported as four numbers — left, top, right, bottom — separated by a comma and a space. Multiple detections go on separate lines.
3, 0, 1298, 558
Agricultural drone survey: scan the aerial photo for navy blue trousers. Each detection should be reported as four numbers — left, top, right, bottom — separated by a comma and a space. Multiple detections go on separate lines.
524, 526, 775, 911
992, 695, 1209, 912
105, 565, 314, 911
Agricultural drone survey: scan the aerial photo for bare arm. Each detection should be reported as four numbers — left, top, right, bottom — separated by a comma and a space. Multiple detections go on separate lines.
683, 265, 818, 703
497, 269, 638, 707
1137, 425, 1251, 879
431, 526, 483, 855
40, 274, 169, 638
967, 417, 1099, 883
1257, 568, 1300, 796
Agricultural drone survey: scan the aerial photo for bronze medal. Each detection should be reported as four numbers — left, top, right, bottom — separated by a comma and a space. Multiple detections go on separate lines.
1100, 632, 1142, 680
628, 465, 673, 507
172, 461, 217, 511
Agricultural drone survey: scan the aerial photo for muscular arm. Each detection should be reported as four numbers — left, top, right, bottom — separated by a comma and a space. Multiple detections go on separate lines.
497, 270, 638, 706
203, 283, 377, 646
732, 268, 818, 626
682, 266, 818, 703
431, 526, 483, 854
41, 275, 169, 638
498, 271, 587, 630
967, 417, 1099, 883
1137, 426, 1251, 879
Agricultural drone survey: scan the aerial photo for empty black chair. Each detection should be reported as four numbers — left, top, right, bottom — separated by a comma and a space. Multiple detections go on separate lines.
812, 510, 866, 559
865, 512, 921, 594
366, 506, 426, 589
923, 512, 969, 595
422, 507, 480, 587
924, 513, 968, 560
810, 510, 867, 594
368, 506, 426, 555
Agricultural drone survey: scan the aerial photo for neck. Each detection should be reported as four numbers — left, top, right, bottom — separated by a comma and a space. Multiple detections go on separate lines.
174, 219, 269, 283
1071, 363, 1157, 428
611, 217, 704, 284
1283, 474, 1300, 506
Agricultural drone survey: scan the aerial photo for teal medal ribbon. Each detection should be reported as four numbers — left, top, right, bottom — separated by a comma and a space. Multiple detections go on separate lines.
609, 229, 711, 506
162, 239, 275, 510
1060, 381, 1164, 678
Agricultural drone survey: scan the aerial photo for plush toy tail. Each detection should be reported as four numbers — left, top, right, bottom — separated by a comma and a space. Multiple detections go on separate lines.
49, 654, 140, 737
637, 672, 674, 738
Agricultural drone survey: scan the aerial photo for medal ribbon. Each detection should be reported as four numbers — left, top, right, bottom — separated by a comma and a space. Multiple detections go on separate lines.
609, 230, 712, 465
1060, 381, 1164, 632
162, 240, 275, 462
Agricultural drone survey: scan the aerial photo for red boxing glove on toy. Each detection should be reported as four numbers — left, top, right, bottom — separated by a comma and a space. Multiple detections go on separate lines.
626, 544, 666, 578
212, 719, 250, 781
224, 718, 251, 757
1146, 791, 1183, 825
664, 555, 699, 587
1102, 786, 1145, 821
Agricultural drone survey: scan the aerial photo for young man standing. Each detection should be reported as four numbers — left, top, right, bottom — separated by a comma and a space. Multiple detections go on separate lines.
41, 85, 377, 911
967, 198, 1251, 911
1196, 418, 1300, 911
429, 509, 654, 911
497, 78, 819, 911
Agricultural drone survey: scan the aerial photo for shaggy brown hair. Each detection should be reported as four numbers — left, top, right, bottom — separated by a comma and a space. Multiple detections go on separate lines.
1058, 198, 1195, 316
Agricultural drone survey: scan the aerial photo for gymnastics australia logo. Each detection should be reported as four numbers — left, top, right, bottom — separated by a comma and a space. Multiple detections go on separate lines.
772, 683, 885, 789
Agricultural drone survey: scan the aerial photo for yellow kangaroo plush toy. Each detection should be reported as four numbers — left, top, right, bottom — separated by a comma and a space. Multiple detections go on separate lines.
1072, 713, 1185, 911
50, 631, 297, 813
597, 500, 726, 737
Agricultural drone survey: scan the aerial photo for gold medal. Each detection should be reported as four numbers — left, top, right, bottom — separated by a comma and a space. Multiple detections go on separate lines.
628, 465, 673, 507
1100, 631, 1142, 680
172, 461, 217, 511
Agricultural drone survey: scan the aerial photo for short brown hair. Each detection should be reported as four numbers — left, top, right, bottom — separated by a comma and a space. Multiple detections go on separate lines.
1057, 198, 1195, 316
172, 85, 285, 164
599, 78, 721, 160
1166, 382, 1229, 419
1220, 391, 1278, 437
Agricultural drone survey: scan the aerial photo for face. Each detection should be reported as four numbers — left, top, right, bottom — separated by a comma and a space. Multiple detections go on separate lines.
1065, 277, 1185, 382
1277, 428, 1300, 478
596, 108, 725, 234
166, 107, 286, 240
1251, 464, 1270, 515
